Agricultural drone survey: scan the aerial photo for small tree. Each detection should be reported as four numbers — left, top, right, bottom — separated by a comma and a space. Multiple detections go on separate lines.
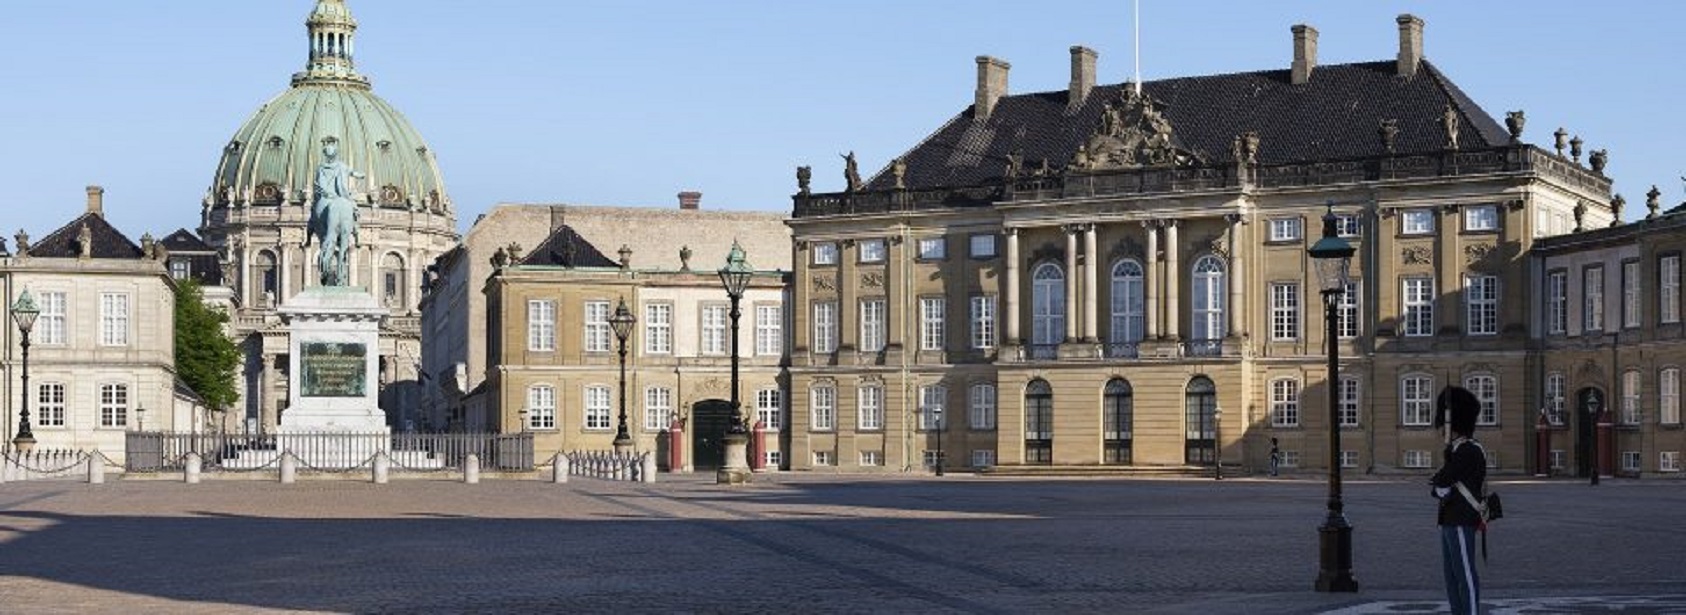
174, 279, 241, 411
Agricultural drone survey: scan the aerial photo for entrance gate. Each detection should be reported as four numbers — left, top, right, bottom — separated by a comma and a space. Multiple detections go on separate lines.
691, 399, 732, 469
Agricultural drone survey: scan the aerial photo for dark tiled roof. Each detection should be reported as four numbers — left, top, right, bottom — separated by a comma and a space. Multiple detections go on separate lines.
30, 213, 144, 259
518, 224, 619, 268
867, 60, 1509, 191
160, 228, 213, 253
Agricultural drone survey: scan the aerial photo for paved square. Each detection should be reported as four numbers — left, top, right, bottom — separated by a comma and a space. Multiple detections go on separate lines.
1, 474, 1682, 613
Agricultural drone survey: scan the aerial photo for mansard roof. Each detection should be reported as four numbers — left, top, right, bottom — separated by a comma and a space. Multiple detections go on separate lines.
517, 224, 619, 269
30, 213, 144, 259
159, 228, 214, 253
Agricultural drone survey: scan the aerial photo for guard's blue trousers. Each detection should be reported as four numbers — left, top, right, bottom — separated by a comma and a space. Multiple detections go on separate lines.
1440, 525, 1481, 615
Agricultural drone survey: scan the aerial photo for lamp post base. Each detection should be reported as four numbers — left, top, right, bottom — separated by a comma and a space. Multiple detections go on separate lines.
1314, 514, 1359, 593
612, 436, 634, 455
717, 432, 751, 485
12, 435, 36, 454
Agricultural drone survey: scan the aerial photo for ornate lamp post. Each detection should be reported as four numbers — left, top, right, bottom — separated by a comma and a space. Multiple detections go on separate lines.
932, 406, 945, 477
10, 289, 39, 452
609, 298, 637, 454
716, 241, 754, 484
1309, 202, 1358, 592
1587, 390, 1601, 486
1213, 406, 1224, 480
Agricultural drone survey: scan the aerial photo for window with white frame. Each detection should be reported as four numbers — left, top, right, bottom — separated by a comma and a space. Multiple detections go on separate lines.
811, 386, 836, 431
917, 237, 946, 260
99, 383, 128, 428
1550, 450, 1567, 470
971, 295, 997, 349
1464, 205, 1498, 231
700, 304, 727, 355
857, 385, 884, 430
920, 385, 946, 430
1547, 270, 1568, 334
1662, 368, 1681, 425
1031, 263, 1065, 346
1623, 260, 1641, 329
1486, 453, 1500, 470
1466, 374, 1499, 425
969, 383, 997, 430
812, 302, 838, 353
1465, 274, 1499, 336
1280, 451, 1302, 468
644, 303, 672, 354
1191, 255, 1228, 340
1621, 451, 1641, 473
170, 258, 190, 280
528, 385, 557, 429
36, 382, 66, 427
1334, 214, 1360, 237
99, 292, 130, 346
813, 451, 835, 466
764, 451, 783, 469
1584, 266, 1605, 331
1339, 377, 1361, 427
1401, 209, 1435, 234
858, 239, 886, 263
756, 389, 782, 430
1662, 451, 1681, 472
583, 386, 611, 430
860, 450, 883, 466
1546, 372, 1567, 425
643, 386, 672, 431
1270, 283, 1299, 341
755, 305, 782, 356
1403, 450, 1432, 468
38, 291, 66, 345
1337, 281, 1360, 338
1402, 277, 1435, 337
1269, 217, 1303, 242
859, 299, 886, 352
1110, 259, 1145, 346
920, 296, 946, 351
584, 301, 611, 352
1402, 375, 1434, 426
1340, 450, 1359, 469
1622, 370, 1642, 425
1270, 379, 1300, 427
1662, 255, 1681, 324
922, 450, 943, 468
971, 449, 997, 468
812, 242, 839, 265
969, 234, 996, 258
527, 300, 556, 351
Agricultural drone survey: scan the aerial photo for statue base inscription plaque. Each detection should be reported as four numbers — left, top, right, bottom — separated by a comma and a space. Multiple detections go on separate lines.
279, 287, 388, 435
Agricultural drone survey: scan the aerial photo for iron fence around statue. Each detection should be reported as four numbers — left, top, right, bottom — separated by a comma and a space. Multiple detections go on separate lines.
124, 432, 533, 473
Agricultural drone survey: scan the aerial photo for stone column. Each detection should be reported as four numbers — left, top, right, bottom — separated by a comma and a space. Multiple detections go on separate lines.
885, 236, 903, 351
1005, 228, 1021, 345
1083, 224, 1099, 342
260, 353, 278, 433
241, 244, 254, 306
1164, 220, 1181, 341
1064, 225, 1079, 343
1226, 213, 1245, 339
1144, 222, 1160, 339
838, 240, 857, 353
278, 242, 291, 302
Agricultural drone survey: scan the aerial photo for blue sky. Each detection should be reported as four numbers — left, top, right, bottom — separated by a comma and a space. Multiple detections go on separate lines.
1, 1, 1681, 238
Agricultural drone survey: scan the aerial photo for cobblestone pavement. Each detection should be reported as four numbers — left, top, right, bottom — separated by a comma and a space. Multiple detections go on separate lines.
0, 474, 1682, 614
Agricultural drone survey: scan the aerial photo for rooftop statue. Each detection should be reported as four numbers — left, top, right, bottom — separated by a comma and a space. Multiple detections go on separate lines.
305, 142, 364, 286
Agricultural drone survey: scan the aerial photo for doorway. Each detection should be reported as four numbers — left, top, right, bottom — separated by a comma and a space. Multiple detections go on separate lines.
1576, 387, 1603, 478
691, 399, 732, 469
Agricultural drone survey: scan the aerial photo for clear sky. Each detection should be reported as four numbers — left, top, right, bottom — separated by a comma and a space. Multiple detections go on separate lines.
1, 1, 1681, 239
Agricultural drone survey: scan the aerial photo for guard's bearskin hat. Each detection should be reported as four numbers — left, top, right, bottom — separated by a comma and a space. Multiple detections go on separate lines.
1434, 385, 1481, 436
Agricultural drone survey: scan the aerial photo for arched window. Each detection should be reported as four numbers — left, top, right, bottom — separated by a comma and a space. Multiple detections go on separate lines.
381, 253, 407, 308
1191, 255, 1227, 341
1103, 379, 1133, 464
1109, 259, 1145, 352
255, 250, 278, 302
1185, 376, 1216, 464
1032, 263, 1066, 349
1024, 379, 1053, 464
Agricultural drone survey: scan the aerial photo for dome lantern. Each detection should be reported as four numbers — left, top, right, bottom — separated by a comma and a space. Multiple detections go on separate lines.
293, 0, 368, 89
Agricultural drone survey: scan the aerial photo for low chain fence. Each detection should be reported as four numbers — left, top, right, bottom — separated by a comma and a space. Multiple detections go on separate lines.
560, 450, 655, 483
124, 432, 533, 474
0, 448, 97, 482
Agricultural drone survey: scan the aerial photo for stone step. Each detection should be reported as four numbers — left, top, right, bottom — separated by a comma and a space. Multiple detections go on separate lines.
978, 464, 1227, 478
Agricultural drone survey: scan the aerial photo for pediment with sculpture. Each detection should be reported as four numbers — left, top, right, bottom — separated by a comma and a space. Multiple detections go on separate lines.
1071, 88, 1205, 171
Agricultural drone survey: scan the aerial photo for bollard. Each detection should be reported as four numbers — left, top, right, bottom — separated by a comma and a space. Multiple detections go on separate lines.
280, 452, 297, 484
551, 453, 569, 484
464, 454, 481, 484
185, 453, 202, 484
373, 452, 390, 484
642, 452, 657, 484
87, 452, 105, 485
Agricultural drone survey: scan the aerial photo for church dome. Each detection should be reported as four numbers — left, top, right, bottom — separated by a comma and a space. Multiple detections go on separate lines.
207, 0, 450, 214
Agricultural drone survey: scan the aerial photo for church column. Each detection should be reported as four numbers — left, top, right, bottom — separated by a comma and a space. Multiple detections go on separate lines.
1064, 225, 1079, 343
260, 353, 278, 433
277, 242, 291, 302
1004, 228, 1021, 345
1083, 223, 1099, 342
241, 242, 254, 306
1144, 222, 1160, 339
1226, 213, 1245, 339
1164, 220, 1181, 341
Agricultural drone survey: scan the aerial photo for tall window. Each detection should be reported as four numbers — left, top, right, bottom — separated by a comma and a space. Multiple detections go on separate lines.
920, 297, 946, 351
527, 300, 556, 351
1110, 259, 1145, 346
701, 304, 727, 355
1270, 378, 1300, 427
37, 291, 66, 345
919, 385, 947, 430
1465, 274, 1498, 336
1584, 266, 1605, 331
1465, 374, 1499, 425
584, 301, 611, 352
858, 385, 884, 430
1191, 255, 1228, 340
1622, 370, 1642, 425
970, 295, 996, 349
255, 250, 278, 298
755, 305, 782, 356
1661, 368, 1681, 425
100, 383, 128, 428
36, 382, 66, 427
1031, 263, 1065, 346
1339, 377, 1361, 427
1622, 261, 1641, 329
1402, 277, 1435, 337
1662, 255, 1681, 324
812, 302, 838, 353
1546, 372, 1567, 425
1401, 374, 1434, 426
756, 389, 782, 430
1337, 282, 1360, 339
528, 385, 556, 429
99, 292, 130, 346
643, 386, 672, 430
583, 385, 611, 430
644, 303, 672, 354
1547, 271, 1568, 334
1270, 283, 1299, 341
811, 385, 836, 431
860, 299, 887, 352
1103, 379, 1134, 464
1025, 380, 1053, 464
969, 383, 997, 430
381, 253, 406, 308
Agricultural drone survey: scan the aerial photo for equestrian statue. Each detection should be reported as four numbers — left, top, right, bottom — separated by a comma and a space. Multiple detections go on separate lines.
305, 142, 364, 286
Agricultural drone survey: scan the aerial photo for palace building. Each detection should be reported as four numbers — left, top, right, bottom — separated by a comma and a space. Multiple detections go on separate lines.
784, 15, 1617, 473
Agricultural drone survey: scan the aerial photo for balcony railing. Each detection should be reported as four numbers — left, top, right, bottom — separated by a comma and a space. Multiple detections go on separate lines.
1104, 342, 1140, 359
1028, 344, 1060, 360
1185, 339, 1224, 357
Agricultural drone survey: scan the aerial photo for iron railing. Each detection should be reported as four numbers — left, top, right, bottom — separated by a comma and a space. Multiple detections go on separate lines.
124, 431, 534, 472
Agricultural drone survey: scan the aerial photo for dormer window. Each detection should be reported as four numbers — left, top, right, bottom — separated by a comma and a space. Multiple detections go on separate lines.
268, 136, 285, 149
226, 140, 243, 153
377, 140, 393, 152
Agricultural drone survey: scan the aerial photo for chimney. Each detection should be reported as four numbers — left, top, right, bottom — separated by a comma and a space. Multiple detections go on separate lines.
1068, 46, 1097, 108
86, 185, 105, 217
677, 191, 702, 210
974, 55, 1010, 121
1291, 24, 1318, 85
1397, 14, 1424, 78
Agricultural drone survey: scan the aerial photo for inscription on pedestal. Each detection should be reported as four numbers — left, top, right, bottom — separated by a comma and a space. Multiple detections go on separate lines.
300, 342, 367, 397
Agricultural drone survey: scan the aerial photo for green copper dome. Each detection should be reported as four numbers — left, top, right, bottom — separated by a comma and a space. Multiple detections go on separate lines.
208, 0, 449, 213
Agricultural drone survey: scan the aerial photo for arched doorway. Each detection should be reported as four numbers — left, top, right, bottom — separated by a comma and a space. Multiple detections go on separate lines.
1103, 379, 1133, 464
1024, 380, 1053, 464
1185, 376, 1216, 464
691, 399, 732, 469
1576, 387, 1604, 478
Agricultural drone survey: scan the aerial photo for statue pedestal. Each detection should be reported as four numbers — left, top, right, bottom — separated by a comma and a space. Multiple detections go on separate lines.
279, 287, 388, 433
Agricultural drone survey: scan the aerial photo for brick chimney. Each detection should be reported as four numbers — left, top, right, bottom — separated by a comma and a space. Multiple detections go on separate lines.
678, 191, 702, 210
1068, 46, 1097, 108
1291, 24, 1318, 85
974, 55, 1010, 121
86, 185, 105, 217
1397, 14, 1424, 78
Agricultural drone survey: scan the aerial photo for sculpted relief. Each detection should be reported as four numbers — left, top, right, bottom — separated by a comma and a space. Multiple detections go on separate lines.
1071, 88, 1203, 171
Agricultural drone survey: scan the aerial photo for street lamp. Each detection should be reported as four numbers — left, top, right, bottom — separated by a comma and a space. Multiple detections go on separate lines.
716, 240, 754, 484
1213, 406, 1224, 480
609, 297, 636, 454
931, 406, 945, 477
10, 289, 39, 453
1308, 201, 1358, 593
1587, 390, 1602, 486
